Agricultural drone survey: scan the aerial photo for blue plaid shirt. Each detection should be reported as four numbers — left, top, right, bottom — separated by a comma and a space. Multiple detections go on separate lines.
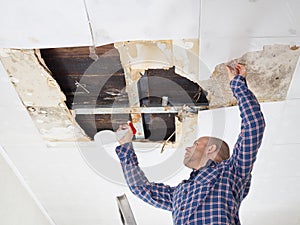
116, 75, 265, 224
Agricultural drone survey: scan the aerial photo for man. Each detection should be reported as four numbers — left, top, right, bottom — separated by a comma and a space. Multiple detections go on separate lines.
115, 64, 265, 224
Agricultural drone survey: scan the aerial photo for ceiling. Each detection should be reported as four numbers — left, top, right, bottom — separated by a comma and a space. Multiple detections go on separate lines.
0, 0, 300, 225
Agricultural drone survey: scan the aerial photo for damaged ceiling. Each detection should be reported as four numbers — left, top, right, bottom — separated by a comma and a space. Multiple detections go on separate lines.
0, 1, 300, 225
0, 49, 88, 142
40, 42, 207, 141
0, 42, 299, 142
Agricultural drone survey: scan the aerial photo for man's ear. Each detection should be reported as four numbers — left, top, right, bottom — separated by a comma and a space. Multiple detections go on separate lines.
207, 144, 217, 154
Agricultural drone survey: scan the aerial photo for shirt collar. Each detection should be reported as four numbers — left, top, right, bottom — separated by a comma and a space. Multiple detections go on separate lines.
190, 160, 217, 178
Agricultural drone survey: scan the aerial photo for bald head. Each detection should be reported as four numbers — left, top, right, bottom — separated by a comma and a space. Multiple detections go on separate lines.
184, 136, 230, 170
204, 136, 230, 162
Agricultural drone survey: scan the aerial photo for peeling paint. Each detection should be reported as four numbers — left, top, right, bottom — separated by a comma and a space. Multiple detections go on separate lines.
175, 111, 198, 149
115, 40, 174, 70
115, 39, 202, 141
115, 41, 300, 146
115, 39, 199, 82
122, 66, 145, 139
0, 49, 89, 142
290, 45, 299, 51
115, 40, 202, 140
2, 42, 297, 143
0, 49, 65, 107
173, 39, 199, 83
116, 41, 299, 110
28, 107, 88, 141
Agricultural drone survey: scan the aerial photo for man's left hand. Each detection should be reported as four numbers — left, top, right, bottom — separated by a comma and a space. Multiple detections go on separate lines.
226, 63, 247, 81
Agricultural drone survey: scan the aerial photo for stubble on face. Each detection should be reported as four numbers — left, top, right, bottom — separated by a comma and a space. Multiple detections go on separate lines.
183, 137, 208, 169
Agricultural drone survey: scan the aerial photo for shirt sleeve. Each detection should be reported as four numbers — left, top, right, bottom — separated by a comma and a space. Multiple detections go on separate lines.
230, 75, 266, 178
115, 142, 175, 211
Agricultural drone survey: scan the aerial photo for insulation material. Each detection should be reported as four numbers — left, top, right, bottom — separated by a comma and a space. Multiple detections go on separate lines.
0, 49, 89, 141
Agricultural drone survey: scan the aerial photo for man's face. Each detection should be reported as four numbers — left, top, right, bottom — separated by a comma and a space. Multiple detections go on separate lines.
184, 137, 208, 169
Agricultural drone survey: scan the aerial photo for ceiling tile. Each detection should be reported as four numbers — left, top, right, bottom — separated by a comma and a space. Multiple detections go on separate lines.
85, 0, 200, 46
0, 0, 92, 48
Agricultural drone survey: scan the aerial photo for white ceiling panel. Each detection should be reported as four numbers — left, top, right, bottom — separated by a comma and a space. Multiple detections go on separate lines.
254, 143, 300, 178
197, 106, 240, 151
85, 0, 200, 46
199, 100, 298, 149
0, 0, 92, 48
197, 101, 286, 151
275, 99, 300, 145
0, 62, 42, 145
241, 176, 300, 225
200, 0, 300, 38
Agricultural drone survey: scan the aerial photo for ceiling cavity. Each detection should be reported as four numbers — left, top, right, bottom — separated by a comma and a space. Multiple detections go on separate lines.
0, 41, 298, 142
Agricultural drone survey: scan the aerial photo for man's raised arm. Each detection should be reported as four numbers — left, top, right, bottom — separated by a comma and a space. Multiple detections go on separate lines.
227, 64, 266, 178
115, 125, 175, 211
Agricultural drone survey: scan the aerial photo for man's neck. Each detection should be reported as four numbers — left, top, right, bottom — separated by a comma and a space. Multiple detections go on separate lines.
194, 159, 213, 170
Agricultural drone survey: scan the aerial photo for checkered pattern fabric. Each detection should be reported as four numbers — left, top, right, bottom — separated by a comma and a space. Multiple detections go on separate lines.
116, 75, 265, 225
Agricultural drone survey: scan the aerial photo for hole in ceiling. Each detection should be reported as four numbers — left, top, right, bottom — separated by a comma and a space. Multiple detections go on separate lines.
40, 44, 208, 142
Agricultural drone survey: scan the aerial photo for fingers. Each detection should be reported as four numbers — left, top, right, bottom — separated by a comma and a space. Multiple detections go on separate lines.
117, 126, 134, 145
234, 67, 239, 75
226, 65, 236, 75
226, 65, 236, 81
235, 63, 246, 76
226, 65, 232, 74
236, 63, 244, 70
226, 62, 247, 81
118, 124, 129, 131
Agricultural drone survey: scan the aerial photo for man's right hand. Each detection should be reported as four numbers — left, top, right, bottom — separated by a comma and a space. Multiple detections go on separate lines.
117, 124, 134, 145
